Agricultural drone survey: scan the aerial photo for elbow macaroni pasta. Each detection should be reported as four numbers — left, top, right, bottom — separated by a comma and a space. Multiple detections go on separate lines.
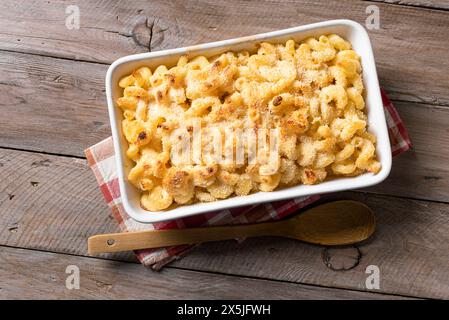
117, 34, 381, 211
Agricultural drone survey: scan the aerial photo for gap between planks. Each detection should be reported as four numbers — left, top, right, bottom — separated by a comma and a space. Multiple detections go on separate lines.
0, 145, 86, 160
365, 0, 449, 11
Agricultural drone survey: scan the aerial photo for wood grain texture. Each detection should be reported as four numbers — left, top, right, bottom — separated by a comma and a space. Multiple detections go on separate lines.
365, 101, 449, 202
172, 192, 449, 299
0, 51, 110, 157
370, 0, 449, 10
0, 148, 133, 262
2, 246, 409, 299
0, 148, 448, 298
0, 0, 448, 105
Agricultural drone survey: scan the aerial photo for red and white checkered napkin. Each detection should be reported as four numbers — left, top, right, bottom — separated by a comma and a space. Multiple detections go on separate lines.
85, 89, 411, 270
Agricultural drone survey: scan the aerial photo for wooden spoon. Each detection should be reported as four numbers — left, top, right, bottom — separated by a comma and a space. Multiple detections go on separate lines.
88, 200, 375, 255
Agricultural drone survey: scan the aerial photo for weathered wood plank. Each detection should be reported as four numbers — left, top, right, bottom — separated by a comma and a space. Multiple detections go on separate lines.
365, 101, 449, 201
172, 192, 449, 299
0, 148, 448, 298
2, 246, 407, 299
0, 0, 448, 105
0, 147, 131, 261
370, 0, 449, 10
1, 50, 448, 202
0, 51, 110, 157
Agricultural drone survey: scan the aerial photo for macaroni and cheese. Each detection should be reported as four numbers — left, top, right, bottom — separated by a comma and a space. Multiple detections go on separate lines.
117, 34, 381, 211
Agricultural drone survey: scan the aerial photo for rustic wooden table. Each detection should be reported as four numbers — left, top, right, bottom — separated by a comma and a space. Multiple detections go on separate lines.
1, 0, 448, 300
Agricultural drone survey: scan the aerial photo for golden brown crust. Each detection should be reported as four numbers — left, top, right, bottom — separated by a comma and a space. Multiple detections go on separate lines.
117, 35, 381, 211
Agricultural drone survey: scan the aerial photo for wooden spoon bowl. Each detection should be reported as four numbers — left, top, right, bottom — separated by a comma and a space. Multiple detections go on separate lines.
284, 200, 375, 245
88, 200, 375, 254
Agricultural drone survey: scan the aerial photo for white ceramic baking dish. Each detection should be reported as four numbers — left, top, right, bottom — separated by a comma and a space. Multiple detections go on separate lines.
106, 19, 391, 223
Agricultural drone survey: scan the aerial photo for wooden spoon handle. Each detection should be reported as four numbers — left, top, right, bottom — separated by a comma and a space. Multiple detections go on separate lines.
88, 221, 285, 254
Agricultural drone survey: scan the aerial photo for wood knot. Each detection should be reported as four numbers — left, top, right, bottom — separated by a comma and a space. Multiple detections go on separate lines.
31, 159, 51, 167
8, 222, 19, 233
96, 280, 113, 291
131, 18, 167, 52
321, 245, 362, 271
131, 18, 153, 51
